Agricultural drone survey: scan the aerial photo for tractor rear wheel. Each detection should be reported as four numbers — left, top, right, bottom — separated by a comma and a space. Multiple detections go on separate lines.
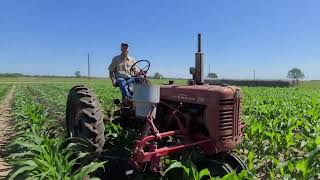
66, 85, 105, 153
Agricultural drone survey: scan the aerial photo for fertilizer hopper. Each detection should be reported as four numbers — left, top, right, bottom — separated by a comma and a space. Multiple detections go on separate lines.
133, 84, 160, 119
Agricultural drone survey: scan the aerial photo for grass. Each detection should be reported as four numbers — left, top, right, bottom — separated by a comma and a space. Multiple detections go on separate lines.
299, 80, 320, 89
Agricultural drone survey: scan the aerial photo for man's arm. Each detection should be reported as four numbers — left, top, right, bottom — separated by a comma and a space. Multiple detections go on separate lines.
109, 71, 116, 86
108, 58, 117, 86
109, 71, 114, 79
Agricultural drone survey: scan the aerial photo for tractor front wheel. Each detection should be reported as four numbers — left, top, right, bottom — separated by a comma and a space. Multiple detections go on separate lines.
66, 85, 106, 153
197, 154, 234, 178
224, 152, 247, 173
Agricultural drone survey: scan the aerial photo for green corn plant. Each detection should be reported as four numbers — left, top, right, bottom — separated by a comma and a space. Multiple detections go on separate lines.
163, 160, 212, 180
163, 159, 251, 180
7, 129, 105, 179
105, 122, 123, 139
0, 85, 10, 100
6, 86, 105, 179
294, 145, 320, 179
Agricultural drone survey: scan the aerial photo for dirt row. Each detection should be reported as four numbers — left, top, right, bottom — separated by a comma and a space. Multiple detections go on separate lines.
0, 87, 15, 179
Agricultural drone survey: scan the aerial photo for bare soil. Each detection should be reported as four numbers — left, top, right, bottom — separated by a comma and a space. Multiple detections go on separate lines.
0, 87, 15, 179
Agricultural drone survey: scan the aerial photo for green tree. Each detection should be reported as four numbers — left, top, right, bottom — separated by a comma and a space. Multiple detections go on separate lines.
153, 72, 163, 79
207, 72, 218, 79
74, 71, 81, 78
287, 68, 304, 83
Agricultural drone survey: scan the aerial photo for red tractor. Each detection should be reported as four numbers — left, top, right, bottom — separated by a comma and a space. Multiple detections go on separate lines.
66, 34, 246, 179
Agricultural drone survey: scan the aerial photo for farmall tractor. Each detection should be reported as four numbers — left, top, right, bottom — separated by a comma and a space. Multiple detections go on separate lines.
66, 34, 246, 179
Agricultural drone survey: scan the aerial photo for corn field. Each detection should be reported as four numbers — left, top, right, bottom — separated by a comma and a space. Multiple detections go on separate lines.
0, 85, 10, 101
0, 82, 319, 179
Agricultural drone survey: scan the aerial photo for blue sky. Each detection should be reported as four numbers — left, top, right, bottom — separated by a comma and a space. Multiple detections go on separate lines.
1, 0, 320, 79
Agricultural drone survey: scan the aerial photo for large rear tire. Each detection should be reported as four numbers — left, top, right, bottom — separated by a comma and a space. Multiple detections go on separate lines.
66, 85, 105, 153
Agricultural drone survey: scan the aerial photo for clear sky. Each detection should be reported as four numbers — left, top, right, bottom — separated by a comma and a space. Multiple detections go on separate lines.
1, 0, 320, 79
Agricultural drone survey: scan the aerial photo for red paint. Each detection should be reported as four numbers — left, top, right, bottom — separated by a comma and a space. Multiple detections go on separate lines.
130, 84, 245, 172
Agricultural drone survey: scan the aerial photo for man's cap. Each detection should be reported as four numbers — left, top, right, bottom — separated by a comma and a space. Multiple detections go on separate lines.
121, 42, 129, 47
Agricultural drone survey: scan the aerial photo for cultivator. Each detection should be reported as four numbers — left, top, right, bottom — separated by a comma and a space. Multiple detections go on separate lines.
66, 34, 246, 179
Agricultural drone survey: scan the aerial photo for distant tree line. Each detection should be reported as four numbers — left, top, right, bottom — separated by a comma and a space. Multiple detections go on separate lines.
0, 73, 25, 77
0, 73, 90, 78
1, 67, 306, 82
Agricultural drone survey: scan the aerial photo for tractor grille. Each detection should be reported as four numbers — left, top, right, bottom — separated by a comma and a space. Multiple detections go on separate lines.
234, 97, 241, 137
218, 98, 240, 141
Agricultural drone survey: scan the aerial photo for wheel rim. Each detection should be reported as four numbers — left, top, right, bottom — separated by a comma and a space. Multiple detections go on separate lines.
224, 153, 247, 172
208, 160, 233, 176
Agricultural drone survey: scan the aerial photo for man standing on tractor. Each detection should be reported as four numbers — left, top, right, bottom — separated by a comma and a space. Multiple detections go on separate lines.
108, 43, 137, 99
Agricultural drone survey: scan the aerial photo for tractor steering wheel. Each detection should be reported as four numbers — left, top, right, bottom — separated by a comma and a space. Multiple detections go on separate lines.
130, 60, 150, 77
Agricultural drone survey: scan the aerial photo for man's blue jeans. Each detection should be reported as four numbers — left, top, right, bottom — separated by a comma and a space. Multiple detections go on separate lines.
116, 77, 142, 98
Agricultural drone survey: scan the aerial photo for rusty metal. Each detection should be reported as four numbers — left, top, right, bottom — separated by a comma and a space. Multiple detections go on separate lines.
159, 84, 244, 153
190, 33, 204, 85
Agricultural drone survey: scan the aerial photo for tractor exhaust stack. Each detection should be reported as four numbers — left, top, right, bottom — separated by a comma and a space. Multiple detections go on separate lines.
190, 33, 204, 85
